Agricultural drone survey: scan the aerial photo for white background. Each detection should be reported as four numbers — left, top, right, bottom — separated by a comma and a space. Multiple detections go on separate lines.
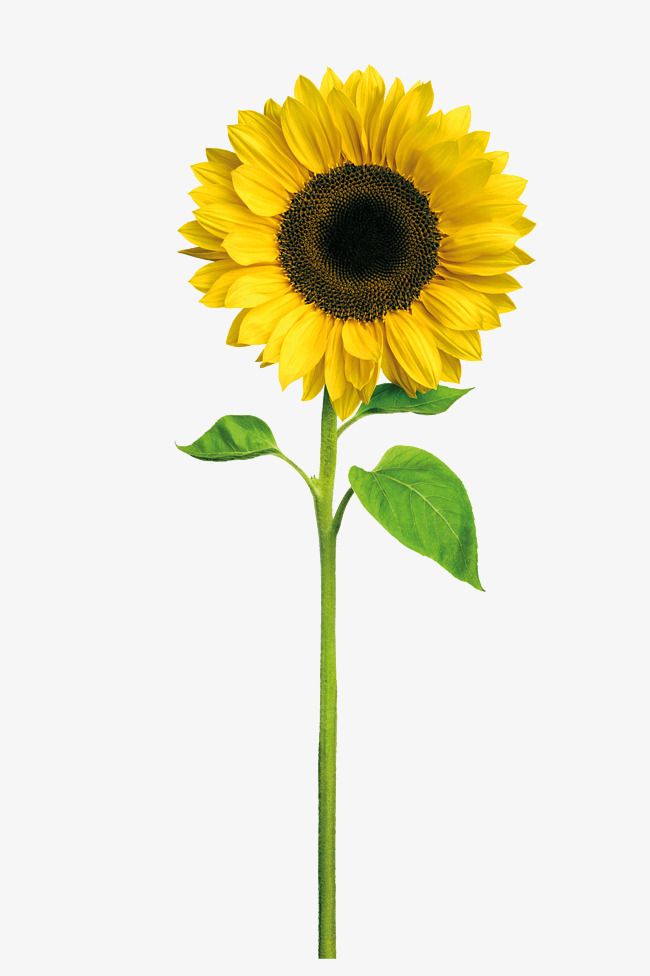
2, 1, 649, 972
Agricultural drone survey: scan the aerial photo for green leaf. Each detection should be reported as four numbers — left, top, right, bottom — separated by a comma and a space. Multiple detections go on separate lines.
349, 445, 482, 589
177, 415, 280, 462
354, 382, 472, 419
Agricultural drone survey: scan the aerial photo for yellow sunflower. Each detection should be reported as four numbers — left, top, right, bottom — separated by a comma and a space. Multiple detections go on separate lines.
180, 67, 533, 419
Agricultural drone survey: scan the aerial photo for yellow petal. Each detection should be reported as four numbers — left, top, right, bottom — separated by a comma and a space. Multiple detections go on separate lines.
429, 159, 493, 211
384, 81, 434, 169
437, 106, 471, 142
512, 246, 533, 264
179, 245, 225, 260
231, 164, 291, 216
412, 141, 459, 194
264, 98, 282, 123
485, 150, 509, 174
370, 77, 404, 164
342, 70, 362, 100
205, 148, 240, 170
179, 220, 223, 249
331, 383, 361, 420
191, 162, 236, 187
438, 351, 462, 383
420, 314, 482, 360
344, 350, 375, 390
341, 319, 383, 360
228, 115, 305, 191
189, 259, 237, 294
302, 356, 326, 400
324, 319, 347, 400
279, 306, 329, 388
442, 246, 532, 276
394, 111, 443, 175
262, 303, 307, 363
281, 97, 336, 173
440, 327, 482, 360
195, 202, 276, 238
438, 201, 526, 231
239, 290, 303, 344
327, 89, 365, 164
294, 75, 341, 162
320, 67, 344, 98
201, 266, 250, 307
440, 269, 521, 293
190, 181, 240, 208
384, 308, 441, 388
482, 173, 527, 200
514, 216, 536, 237
440, 224, 520, 262
419, 281, 500, 332
457, 130, 490, 160
225, 265, 290, 308
360, 361, 380, 402
489, 293, 516, 313
442, 279, 501, 329
222, 225, 278, 266
226, 309, 248, 347
381, 341, 419, 396
355, 65, 385, 161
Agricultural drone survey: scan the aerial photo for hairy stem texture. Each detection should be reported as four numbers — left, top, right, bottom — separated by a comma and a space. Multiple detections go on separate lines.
316, 390, 338, 959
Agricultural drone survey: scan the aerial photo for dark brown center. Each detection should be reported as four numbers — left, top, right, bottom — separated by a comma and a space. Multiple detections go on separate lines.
277, 163, 441, 321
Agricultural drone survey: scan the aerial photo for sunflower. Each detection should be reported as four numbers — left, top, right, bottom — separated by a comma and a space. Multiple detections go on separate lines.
180, 67, 533, 419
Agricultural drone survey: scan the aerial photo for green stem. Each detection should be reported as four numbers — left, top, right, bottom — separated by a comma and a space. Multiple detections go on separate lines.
315, 390, 338, 959
332, 488, 353, 536
276, 451, 317, 496
336, 411, 363, 438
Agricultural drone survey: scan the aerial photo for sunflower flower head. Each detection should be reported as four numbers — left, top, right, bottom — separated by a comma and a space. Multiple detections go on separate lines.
180, 67, 533, 419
